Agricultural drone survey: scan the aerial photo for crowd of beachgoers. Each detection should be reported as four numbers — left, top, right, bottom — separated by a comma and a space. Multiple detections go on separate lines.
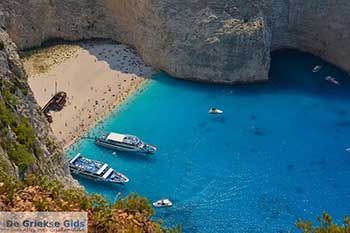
23, 42, 155, 148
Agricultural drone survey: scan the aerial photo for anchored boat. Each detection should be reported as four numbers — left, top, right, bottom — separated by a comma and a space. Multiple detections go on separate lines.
312, 65, 322, 73
153, 199, 173, 208
325, 76, 340, 85
208, 108, 223, 114
95, 132, 157, 154
68, 153, 129, 184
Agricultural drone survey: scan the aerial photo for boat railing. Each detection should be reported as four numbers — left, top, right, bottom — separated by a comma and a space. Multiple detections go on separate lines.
96, 164, 108, 175
102, 168, 114, 179
69, 153, 81, 164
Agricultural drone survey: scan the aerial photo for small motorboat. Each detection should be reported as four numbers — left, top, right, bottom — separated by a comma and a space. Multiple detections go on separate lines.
325, 76, 340, 85
153, 199, 172, 208
208, 108, 223, 114
312, 65, 322, 73
345, 148, 350, 152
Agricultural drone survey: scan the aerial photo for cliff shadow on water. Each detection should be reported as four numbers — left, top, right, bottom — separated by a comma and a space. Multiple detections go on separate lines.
151, 49, 350, 103
267, 49, 350, 101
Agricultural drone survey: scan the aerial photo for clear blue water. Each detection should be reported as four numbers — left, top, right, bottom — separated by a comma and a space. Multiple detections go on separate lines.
67, 50, 350, 233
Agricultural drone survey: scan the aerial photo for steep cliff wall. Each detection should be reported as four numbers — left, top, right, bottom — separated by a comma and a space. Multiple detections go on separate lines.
0, 0, 349, 82
0, 29, 75, 185
0, 0, 348, 184
276, 0, 350, 73
0, 0, 271, 83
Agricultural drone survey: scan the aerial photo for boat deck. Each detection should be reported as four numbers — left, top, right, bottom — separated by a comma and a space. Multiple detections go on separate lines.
70, 154, 105, 174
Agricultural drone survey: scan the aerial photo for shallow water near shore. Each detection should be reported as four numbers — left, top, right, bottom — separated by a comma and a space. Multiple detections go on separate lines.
67, 50, 350, 233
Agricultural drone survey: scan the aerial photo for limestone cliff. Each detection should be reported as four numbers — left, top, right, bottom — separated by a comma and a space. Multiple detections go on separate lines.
1, 0, 349, 84
271, 0, 350, 73
0, 29, 75, 185
0, 0, 349, 83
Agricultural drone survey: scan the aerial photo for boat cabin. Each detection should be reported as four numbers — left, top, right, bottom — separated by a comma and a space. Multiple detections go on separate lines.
106, 133, 142, 146
69, 153, 111, 177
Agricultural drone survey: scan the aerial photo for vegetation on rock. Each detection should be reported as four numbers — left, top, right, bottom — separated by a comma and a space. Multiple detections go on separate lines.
0, 100, 36, 173
0, 173, 180, 233
297, 212, 350, 233
21, 44, 80, 76
0, 83, 41, 174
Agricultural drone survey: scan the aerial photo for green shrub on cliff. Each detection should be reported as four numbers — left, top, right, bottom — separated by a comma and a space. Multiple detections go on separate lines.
1, 88, 17, 106
0, 98, 38, 173
114, 193, 154, 217
6, 143, 33, 172
297, 212, 350, 233
0, 174, 180, 233
0, 100, 13, 127
13, 118, 36, 148
0, 74, 45, 174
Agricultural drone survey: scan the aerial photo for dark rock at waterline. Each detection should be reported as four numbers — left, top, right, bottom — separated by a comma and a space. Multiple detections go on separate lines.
287, 164, 295, 171
251, 126, 265, 136
336, 120, 350, 128
295, 186, 303, 194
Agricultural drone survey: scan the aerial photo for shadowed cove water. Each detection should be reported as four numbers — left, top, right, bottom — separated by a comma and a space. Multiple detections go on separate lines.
67, 50, 350, 233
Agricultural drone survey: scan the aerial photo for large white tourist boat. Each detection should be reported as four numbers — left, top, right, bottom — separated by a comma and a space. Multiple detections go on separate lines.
95, 132, 157, 154
69, 153, 129, 184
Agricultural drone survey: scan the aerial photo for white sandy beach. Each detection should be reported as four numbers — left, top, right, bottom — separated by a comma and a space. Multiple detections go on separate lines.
23, 42, 155, 148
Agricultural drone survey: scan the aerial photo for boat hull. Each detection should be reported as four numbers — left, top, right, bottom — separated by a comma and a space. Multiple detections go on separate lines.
69, 168, 126, 184
153, 200, 173, 208
208, 108, 223, 114
95, 140, 151, 153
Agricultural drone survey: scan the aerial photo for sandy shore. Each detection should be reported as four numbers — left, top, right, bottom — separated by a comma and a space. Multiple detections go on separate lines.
23, 42, 155, 148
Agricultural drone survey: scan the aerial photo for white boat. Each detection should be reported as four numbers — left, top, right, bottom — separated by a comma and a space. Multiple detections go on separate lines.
69, 153, 129, 184
95, 132, 157, 154
346, 148, 350, 152
325, 76, 340, 85
153, 199, 172, 208
312, 65, 322, 73
208, 108, 223, 114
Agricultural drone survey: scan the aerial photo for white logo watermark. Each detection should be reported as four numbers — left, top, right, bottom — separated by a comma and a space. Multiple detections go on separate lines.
0, 212, 87, 232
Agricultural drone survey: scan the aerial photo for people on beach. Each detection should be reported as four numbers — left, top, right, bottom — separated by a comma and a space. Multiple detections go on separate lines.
25, 42, 153, 148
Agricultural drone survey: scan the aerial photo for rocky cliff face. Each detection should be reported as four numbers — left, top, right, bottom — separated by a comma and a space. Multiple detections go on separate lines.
272, 0, 350, 73
1, 0, 349, 84
0, 29, 76, 185
0, 0, 347, 183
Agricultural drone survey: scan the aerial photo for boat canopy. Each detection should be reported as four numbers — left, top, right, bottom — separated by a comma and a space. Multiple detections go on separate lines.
102, 168, 114, 179
124, 135, 140, 145
70, 153, 81, 164
106, 132, 141, 145
96, 163, 108, 175
106, 133, 126, 142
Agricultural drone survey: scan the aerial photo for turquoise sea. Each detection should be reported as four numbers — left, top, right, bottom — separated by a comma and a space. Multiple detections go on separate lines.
67, 50, 350, 233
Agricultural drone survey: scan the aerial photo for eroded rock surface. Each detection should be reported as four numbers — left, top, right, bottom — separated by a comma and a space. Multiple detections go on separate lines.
0, 29, 76, 185
1, 0, 349, 83
0, 0, 348, 184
